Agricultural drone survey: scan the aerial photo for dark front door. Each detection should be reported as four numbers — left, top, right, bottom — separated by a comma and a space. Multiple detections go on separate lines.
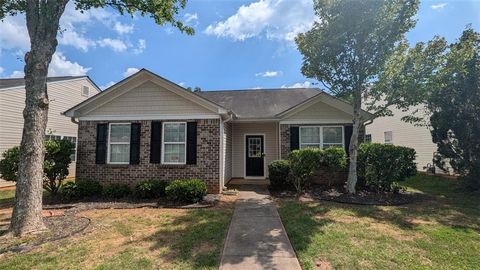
245, 135, 264, 177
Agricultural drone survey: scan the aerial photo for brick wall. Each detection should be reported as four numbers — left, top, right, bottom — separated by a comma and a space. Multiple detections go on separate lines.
76, 119, 221, 193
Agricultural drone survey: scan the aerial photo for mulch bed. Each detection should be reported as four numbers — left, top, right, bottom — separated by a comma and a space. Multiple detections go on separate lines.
272, 186, 424, 206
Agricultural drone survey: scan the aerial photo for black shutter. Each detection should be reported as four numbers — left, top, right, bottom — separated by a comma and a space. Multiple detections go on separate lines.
130, 123, 141, 164
290, 126, 299, 151
186, 122, 197, 165
150, 121, 162, 163
95, 123, 108, 164
344, 125, 353, 156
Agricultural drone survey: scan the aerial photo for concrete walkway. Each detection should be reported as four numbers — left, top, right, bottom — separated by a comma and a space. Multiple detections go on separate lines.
220, 185, 301, 270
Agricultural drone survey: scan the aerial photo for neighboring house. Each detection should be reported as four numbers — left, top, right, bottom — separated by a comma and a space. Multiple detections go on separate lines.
63, 69, 372, 193
365, 105, 448, 173
0, 76, 101, 178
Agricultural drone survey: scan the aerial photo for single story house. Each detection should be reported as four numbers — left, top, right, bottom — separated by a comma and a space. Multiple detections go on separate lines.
0, 76, 100, 178
63, 69, 372, 193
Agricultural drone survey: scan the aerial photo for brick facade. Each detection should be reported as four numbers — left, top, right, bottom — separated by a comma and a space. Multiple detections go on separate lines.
76, 119, 221, 193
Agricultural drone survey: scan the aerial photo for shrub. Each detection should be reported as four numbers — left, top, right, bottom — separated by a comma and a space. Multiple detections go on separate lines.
321, 147, 347, 169
77, 180, 103, 197
60, 182, 81, 201
60, 180, 103, 201
165, 179, 207, 203
103, 183, 132, 199
134, 180, 168, 199
0, 146, 20, 181
268, 160, 292, 190
43, 139, 75, 196
358, 143, 417, 192
289, 148, 323, 194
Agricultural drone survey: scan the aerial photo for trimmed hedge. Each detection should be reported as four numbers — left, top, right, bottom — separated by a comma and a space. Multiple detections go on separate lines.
134, 180, 168, 199
165, 179, 207, 203
358, 143, 417, 192
103, 183, 132, 199
268, 160, 292, 190
60, 180, 103, 201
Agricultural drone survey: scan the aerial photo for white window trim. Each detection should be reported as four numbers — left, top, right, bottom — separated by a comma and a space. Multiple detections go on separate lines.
299, 125, 345, 149
107, 123, 131, 165
384, 131, 393, 144
161, 122, 187, 165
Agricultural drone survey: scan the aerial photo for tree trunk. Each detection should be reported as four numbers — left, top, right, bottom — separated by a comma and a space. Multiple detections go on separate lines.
346, 89, 362, 194
9, 0, 68, 236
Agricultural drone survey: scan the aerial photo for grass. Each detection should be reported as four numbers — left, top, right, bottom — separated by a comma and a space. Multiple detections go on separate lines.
278, 175, 480, 270
0, 206, 234, 269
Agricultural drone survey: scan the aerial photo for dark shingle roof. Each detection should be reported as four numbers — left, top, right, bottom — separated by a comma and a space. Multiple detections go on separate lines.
199, 88, 321, 118
0, 76, 87, 89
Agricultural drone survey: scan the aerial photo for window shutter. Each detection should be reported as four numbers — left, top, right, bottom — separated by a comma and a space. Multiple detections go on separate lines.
130, 123, 141, 164
95, 123, 108, 164
290, 126, 299, 151
344, 125, 353, 156
150, 121, 162, 163
186, 122, 197, 165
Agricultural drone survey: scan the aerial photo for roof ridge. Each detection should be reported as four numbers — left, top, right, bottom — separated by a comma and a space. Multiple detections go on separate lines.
201, 88, 322, 93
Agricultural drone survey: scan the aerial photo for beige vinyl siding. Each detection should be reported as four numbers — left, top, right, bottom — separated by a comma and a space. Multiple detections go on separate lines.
0, 78, 98, 177
232, 122, 278, 178
284, 101, 352, 122
223, 122, 232, 182
86, 81, 213, 116
366, 105, 441, 172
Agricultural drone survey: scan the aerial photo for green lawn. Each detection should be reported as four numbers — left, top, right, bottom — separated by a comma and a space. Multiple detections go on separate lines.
278, 175, 480, 270
0, 206, 234, 269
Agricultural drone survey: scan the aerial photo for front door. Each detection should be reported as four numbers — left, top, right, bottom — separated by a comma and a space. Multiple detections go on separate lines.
245, 135, 264, 177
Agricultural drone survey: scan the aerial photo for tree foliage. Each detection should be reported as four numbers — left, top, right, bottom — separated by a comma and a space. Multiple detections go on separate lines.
296, 0, 419, 193
386, 28, 480, 190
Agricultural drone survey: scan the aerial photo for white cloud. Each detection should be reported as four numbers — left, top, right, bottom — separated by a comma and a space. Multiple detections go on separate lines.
98, 38, 128, 52
178, 82, 186, 87
133, 39, 146, 54
184, 13, 199, 23
9, 70, 25, 78
204, 0, 315, 41
0, 67, 4, 75
0, 16, 30, 52
59, 30, 96, 52
281, 81, 313, 88
114, 22, 134, 35
256, 70, 281, 77
431, 3, 447, 10
48, 52, 91, 76
122, 67, 140, 78
100, 81, 116, 90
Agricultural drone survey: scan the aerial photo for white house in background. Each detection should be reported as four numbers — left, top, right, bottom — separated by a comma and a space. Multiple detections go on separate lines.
365, 105, 449, 174
0, 76, 100, 178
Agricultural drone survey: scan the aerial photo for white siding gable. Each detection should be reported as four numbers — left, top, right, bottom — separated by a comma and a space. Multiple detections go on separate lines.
283, 101, 352, 123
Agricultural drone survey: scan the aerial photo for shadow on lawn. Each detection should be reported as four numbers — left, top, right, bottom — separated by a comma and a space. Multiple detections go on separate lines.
136, 203, 235, 269
324, 175, 480, 233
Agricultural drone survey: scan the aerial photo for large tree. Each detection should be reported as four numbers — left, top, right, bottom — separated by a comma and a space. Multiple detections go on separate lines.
296, 0, 419, 193
0, 0, 193, 236
382, 28, 480, 191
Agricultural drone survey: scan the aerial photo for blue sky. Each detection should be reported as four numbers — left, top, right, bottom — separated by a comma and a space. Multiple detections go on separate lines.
0, 0, 479, 90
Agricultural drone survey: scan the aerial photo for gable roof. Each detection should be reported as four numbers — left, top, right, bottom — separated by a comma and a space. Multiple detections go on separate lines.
199, 88, 320, 119
63, 69, 230, 118
0, 76, 100, 91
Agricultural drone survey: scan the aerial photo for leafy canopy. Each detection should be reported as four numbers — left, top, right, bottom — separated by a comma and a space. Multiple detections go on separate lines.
296, 0, 418, 114
0, 0, 194, 34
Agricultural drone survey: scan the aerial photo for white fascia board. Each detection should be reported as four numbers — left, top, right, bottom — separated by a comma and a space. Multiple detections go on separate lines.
78, 114, 221, 121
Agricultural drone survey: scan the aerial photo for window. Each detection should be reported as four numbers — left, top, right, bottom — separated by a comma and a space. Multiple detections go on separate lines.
365, 134, 372, 143
45, 134, 77, 161
384, 131, 393, 144
248, 137, 262, 158
82, 86, 89, 97
300, 126, 344, 149
108, 123, 131, 164
162, 122, 186, 164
